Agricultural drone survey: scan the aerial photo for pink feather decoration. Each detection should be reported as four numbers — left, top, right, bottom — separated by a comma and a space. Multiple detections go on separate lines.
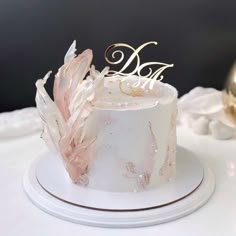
35, 41, 109, 183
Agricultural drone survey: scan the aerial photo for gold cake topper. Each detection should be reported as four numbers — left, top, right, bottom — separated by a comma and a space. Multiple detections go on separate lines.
104, 41, 174, 89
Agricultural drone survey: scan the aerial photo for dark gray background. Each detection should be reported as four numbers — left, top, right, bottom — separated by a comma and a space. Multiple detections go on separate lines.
0, 0, 236, 112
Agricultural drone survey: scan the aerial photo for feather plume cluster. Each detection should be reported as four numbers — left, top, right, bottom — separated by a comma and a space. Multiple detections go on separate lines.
35, 41, 109, 183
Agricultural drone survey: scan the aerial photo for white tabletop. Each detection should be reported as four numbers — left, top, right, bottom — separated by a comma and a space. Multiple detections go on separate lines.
1, 126, 236, 236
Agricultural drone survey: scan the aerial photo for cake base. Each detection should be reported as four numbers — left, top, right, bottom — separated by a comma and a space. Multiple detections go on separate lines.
23, 146, 215, 228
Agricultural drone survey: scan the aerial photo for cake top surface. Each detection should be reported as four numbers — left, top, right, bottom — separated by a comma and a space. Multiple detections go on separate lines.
94, 75, 177, 110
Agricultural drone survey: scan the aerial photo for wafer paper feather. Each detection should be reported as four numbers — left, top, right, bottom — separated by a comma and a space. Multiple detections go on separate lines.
35, 71, 65, 152
35, 41, 109, 183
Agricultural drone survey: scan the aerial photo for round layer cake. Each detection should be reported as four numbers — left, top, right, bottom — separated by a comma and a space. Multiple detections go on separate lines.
83, 76, 177, 192
35, 41, 177, 193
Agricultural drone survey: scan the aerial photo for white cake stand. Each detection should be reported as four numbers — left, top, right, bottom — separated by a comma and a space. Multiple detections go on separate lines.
23, 146, 215, 228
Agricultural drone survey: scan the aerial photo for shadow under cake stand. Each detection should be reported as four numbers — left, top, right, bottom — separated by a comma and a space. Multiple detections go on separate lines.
23, 146, 215, 228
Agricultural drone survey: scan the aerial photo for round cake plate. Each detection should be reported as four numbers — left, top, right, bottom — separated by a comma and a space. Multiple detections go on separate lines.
23, 147, 215, 228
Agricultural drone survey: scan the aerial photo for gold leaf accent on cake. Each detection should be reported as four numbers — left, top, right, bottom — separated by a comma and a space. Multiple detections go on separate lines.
125, 162, 137, 174
118, 80, 144, 97
137, 172, 151, 189
104, 41, 174, 90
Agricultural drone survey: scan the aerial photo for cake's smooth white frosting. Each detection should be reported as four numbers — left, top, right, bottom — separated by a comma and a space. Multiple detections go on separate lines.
83, 76, 177, 192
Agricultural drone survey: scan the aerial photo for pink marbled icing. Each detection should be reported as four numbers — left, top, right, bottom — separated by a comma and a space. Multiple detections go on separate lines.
123, 121, 158, 190
159, 106, 177, 179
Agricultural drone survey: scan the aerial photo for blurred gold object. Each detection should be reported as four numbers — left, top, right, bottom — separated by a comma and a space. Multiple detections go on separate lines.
223, 62, 236, 126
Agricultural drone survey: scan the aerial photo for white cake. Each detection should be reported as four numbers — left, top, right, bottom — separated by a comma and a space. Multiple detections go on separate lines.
35, 41, 177, 193
84, 76, 177, 192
